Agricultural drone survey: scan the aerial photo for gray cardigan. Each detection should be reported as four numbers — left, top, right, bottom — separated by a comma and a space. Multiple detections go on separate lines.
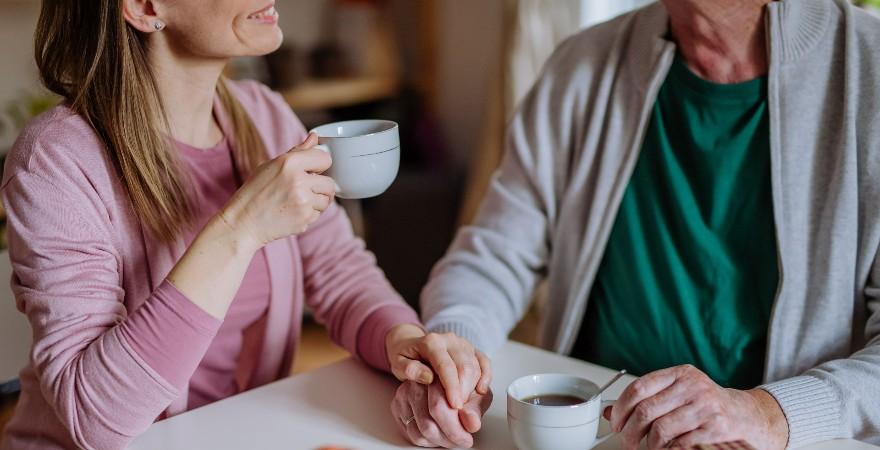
421, 1, 880, 447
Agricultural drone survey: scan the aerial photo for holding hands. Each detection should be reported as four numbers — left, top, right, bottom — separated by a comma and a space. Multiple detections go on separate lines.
385, 325, 493, 448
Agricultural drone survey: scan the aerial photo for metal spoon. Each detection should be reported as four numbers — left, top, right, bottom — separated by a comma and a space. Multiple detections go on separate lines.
588, 369, 627, 403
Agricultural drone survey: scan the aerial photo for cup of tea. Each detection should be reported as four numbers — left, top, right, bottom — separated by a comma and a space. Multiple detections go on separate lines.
309, 119, 400, 199
507, 373, 614, 450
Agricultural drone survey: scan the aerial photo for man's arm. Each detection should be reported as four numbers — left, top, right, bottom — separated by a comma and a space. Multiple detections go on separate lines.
420, 68, 566, 355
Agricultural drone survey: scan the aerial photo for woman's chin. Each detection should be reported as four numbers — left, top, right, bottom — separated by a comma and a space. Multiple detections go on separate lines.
238, 29, 284, 57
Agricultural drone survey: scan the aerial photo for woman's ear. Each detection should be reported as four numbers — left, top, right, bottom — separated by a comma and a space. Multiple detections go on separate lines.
123, 0, 165, 33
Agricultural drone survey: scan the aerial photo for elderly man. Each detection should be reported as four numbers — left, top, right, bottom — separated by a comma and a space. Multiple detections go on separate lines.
390, 0, 880, 448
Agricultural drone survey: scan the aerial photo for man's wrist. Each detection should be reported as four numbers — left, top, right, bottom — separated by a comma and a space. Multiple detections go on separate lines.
748, 388, 789, 450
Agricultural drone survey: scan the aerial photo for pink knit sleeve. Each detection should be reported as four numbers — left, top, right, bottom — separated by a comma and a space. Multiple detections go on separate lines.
297, 203, 421, 372
118, 280, 221, 386
2, 168, 220, 450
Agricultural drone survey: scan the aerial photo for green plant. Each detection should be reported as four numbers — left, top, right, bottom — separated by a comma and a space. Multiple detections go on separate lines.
1, 91, 59, 138
856, 0, 880, 8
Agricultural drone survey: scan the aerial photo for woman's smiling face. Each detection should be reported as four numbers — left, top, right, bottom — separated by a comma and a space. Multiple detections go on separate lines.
145, 0, 284, 59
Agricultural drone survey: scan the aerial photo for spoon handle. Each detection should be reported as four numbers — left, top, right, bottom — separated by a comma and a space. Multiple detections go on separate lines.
589, 369, 627, 403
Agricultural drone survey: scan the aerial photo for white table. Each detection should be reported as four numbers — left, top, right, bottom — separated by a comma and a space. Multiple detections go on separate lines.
130, 341, 877, 450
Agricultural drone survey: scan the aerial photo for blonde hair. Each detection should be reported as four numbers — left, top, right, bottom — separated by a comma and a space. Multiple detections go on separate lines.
35, 1, 268, 240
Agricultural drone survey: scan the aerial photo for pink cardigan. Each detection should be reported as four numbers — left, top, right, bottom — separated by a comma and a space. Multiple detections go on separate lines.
0, 80, 419, 450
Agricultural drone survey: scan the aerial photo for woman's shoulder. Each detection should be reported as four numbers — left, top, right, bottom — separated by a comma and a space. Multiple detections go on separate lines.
224, 79, 308, 158
2, 103, 115, 190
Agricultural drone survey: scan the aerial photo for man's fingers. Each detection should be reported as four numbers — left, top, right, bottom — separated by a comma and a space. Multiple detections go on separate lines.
427, 382, 474, 448
475, 351, 492, 394
611, 366, 681, 432
619, 378, 691, 442
459, 394, 486, 434
448, 346, 480, 400
668, 427, 716, 449
645, 403, 702, 449
424, 346, 462, 409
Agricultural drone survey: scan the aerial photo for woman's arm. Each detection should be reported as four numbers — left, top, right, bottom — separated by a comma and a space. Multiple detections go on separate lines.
5, 169, 219, 450
4, 134, 333, 449
296, 202, 420, 371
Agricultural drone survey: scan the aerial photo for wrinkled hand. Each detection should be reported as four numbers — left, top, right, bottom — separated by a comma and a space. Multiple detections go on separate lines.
606, 365, 788, 450
391, 381, 493, 448
385, 325, 492, 409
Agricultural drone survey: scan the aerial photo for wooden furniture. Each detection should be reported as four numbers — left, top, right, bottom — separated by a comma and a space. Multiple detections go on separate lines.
280, 75, 400, 112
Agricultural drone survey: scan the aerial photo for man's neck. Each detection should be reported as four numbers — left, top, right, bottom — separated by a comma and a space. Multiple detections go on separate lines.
147, 36, 226, 149
663, 0, 772, 83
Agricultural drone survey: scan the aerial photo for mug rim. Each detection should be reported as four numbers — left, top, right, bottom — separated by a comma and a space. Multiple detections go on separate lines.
310, 119, 398, 140
507, 373, 600, 409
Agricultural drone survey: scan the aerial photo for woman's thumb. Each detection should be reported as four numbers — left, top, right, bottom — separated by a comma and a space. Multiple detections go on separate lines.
393, 358, 434, 384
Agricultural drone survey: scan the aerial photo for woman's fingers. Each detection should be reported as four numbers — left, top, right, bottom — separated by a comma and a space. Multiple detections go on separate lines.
286, 132, 319, 152
392, 383, 433, 447
312, 193, 332, 212
427, 382, 475, 448
392, 356, 434, 385
283, 147, 332, 174
309, 174, 337, 198
409, 390, 457, 448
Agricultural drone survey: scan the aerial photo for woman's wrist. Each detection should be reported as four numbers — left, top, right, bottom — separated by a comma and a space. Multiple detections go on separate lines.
213, 207, 262, 256
166, 214, 260, 319
385, 324, 427, 358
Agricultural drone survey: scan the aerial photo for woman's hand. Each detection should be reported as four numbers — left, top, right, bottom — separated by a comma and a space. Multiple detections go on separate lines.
219, 132, 335, 251
391, 381, 493, 448
168, 133, 335, 319
385, 325, 492, 410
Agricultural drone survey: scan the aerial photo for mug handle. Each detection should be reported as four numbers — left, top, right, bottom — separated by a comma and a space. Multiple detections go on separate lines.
588, 399, 616, 449
312, 144, 342, 195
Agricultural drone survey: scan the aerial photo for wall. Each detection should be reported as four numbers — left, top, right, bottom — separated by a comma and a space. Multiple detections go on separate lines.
435, 0, 503, 167
0, 0, 503, 168
0, 2, 42, 152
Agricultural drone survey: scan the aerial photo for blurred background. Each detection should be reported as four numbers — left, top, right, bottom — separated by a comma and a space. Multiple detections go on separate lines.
2, 0, 878, 430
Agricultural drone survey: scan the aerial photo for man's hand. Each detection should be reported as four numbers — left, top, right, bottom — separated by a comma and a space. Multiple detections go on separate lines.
385, 325, 492, 409
606, 365, 789, 449
391, 381, 493, 448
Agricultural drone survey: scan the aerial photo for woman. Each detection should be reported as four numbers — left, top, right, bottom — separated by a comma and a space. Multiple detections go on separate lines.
0, 1, 489, 449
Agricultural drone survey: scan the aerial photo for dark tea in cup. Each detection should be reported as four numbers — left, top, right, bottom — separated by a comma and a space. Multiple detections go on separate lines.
520, 394, 586, 406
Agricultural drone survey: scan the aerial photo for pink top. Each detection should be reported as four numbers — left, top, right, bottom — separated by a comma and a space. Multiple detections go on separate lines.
0, 80, 420, 450
178, 136, 271, 410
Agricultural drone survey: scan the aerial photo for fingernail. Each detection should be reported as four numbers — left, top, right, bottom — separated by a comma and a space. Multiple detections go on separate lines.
417, 371, 432, 384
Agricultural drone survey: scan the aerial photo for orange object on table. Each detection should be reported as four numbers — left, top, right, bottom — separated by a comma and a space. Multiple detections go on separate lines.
669, 441, 756, 450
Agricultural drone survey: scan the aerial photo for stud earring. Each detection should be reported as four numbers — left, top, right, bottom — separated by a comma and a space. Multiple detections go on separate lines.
153, 20, 165, 31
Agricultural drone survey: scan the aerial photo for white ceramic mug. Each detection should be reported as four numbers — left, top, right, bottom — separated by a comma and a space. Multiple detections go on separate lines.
507, 373, 615, 450
309, 119, 400, 199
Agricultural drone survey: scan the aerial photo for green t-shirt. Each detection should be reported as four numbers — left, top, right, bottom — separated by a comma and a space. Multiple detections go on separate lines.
571, 56, 778, 389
